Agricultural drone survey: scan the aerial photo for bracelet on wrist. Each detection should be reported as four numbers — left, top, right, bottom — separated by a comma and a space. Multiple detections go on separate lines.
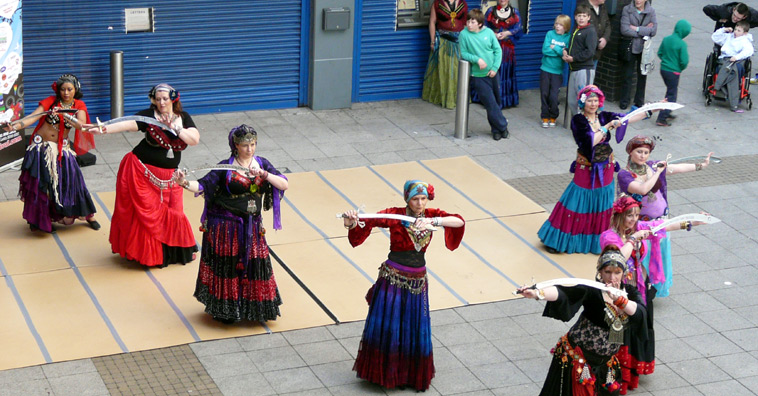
695, 162, 703, 171
686, 221, 692, 231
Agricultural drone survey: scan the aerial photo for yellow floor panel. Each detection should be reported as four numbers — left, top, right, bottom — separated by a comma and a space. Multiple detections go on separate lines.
421, 157, 546, 217
371, 162, 490, 221
76, 265, 198, 350
493, 213, 598, 281
0, 283, 48, 370
0, 200, 69, 276
12, 270, 124, 362
0, 156, 592, 370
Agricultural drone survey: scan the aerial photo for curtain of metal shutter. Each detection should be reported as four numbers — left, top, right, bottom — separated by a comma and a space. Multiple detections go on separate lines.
514, 0, 569, 89
23, 1, 303, 119
357, 1, 429, 102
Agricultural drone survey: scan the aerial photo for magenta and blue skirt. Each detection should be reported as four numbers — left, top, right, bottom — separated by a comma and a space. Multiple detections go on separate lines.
538, 156, 617, 254
18, 140, 97, 233
353, 260, 434, 391
194, 207, 282, 322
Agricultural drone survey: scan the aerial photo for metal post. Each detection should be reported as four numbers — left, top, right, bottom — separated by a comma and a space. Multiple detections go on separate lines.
454, 60, 471, 139
110, 51, 124, 119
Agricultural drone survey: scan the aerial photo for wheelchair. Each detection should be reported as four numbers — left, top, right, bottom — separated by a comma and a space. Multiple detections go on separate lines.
703, 46, 753, 110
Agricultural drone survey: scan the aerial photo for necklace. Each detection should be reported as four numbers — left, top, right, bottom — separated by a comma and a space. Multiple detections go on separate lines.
59, 101, 73, 109
628, 161, 648, 178
235, 157, 253, 169
603, 301, 628, 345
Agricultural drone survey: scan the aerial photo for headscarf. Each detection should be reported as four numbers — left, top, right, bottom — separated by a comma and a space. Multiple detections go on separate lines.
403, 180, 435, 203
597, 248, 628, 275
625, 135, 656, 154
577, 84, 605, 110
613, 195, 640, 214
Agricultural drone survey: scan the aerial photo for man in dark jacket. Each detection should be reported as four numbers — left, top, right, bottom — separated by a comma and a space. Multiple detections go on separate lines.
703, 2, 758, 30
563, 4, 598, 116
578, 0, 611, 61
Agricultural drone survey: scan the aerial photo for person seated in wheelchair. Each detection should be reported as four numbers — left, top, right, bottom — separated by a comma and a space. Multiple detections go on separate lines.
712, 20, 754, 112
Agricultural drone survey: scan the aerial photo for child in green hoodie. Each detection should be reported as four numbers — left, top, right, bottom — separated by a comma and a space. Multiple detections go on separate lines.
539, 14, 571, 128
656, 19, 691, 126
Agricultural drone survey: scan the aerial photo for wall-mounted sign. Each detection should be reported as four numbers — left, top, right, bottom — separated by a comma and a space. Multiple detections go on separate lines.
125, 8, 154, 33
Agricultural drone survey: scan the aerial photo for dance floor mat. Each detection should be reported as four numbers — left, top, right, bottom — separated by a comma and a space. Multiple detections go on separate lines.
0, 156, 597, 370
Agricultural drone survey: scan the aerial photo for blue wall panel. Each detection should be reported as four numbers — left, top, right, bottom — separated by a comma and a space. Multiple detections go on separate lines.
23, 1, 307, 119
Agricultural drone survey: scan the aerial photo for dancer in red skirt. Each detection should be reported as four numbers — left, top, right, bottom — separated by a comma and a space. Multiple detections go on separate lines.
341, 180, 465, 391
84, 83, 199, 267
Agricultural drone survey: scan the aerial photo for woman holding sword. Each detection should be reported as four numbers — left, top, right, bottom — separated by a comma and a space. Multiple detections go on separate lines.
341, 180, 464, 392
600, 195, 714, 393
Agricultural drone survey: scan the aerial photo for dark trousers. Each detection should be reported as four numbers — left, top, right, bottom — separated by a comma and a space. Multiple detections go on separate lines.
657, 70, 680, 122
620, 53, 647, 107
471, 74, 508, 135
540, 70, 562, 119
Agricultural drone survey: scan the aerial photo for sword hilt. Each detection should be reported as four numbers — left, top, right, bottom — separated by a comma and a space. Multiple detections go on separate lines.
96, 117, 104, 134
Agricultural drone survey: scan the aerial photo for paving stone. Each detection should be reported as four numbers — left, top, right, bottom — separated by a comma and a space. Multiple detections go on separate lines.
214, 371, 274, 396
293, 340, 353, 366
247, 345, 307, 373
468, 361, 532, 389
326, 320, 366, 339
695, 379, 756, 396
470, 317, 525, 341
310, 360, 361, 387
453, 302, 508, 322
262, 367, 323, 394
432, 322, 487, 347
430, 308, 467, 326
282, 326, 335, 345
48, 372, 110, 396
198, 352, 257, 379
668, 358, 732, 386
189, 338, 242, 357
723, 328, 758, 351
447, 342, 507, 367
431, 368, 487, 395
0, 366, 45, 384
237, 333, 290, 351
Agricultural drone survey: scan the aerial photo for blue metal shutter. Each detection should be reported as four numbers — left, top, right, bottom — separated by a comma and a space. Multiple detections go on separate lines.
353, 1, 430, 102
23, 1, 307, 119
514, 0, 573, 89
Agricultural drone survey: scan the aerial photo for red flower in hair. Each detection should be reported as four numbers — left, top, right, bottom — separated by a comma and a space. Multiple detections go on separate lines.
427, 184, 435, 200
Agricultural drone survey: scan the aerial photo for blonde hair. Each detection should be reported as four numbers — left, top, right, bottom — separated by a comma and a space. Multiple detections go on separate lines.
610, 205, 640, 236
555, 14, 571, 32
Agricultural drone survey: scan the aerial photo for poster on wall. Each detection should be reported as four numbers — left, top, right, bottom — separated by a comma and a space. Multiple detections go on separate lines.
0, 0, 22, 169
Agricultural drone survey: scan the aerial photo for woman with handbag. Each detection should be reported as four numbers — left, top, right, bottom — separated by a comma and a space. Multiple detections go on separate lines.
619, 0, 657, 110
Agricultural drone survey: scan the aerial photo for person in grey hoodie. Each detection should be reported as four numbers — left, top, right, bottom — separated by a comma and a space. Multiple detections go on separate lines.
619, 0, 657, 110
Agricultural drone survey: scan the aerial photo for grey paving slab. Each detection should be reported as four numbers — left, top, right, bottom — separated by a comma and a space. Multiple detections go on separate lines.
247, 346, 307, 373
237, 333, 290, 351
198, 352, 258, 379
430, 368, 487, 395
292, 340, 352, 366
262, 367, 323, 394
447, 342, 507, 367
189, 338, 243, 357
48, 371, 109, 396
214, 372, 275, 396
0, 379, 56, 396
310, 360, 361, 387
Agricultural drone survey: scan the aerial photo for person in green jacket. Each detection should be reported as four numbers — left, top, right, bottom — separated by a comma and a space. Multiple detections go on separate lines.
655, 19, 691, 126
539, 14, 571, 128
459, 9, 510, 141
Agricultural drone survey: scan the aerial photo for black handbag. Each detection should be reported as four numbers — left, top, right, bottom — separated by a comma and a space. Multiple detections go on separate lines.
618, 37, 633, 62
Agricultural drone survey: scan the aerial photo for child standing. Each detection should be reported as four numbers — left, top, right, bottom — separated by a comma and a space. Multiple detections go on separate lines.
563, 4, 598, 117
540, 15, 571, 128
712, 20, 754, 112
656, 19, 691, 126
459, 9, 510, 140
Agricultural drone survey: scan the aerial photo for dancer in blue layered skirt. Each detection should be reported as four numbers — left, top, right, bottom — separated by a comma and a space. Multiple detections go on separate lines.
342, 180, 465, 391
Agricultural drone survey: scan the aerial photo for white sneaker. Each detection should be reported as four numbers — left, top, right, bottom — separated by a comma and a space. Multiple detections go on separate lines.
541, 119, 549, 128
549, 119, 556, 127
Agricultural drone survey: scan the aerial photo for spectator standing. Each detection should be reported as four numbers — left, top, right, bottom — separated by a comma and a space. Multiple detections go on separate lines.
577, 0, 611, 64
656, 19, 691, 126
539, 15, 571, 127
422, 0, 469, 109
619, 0, 657, 110
483, 0, 523, 108
563, 4, 597, 117
703, 2, 758, 31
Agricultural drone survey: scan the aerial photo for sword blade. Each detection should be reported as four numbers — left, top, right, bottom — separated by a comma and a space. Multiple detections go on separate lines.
101, 115, 177, 136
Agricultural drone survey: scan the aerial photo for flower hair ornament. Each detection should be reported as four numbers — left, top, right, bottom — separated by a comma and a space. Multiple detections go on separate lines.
612, 195, 641, 214
577, 85, 605, 110
51, 74, 83, 99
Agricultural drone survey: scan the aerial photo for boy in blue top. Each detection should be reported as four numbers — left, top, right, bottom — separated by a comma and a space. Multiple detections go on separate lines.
540, 14, 571, 128
459, 9, 509, 141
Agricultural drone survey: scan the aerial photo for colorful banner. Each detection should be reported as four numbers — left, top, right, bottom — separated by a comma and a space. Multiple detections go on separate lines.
0, 0, 22, 168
